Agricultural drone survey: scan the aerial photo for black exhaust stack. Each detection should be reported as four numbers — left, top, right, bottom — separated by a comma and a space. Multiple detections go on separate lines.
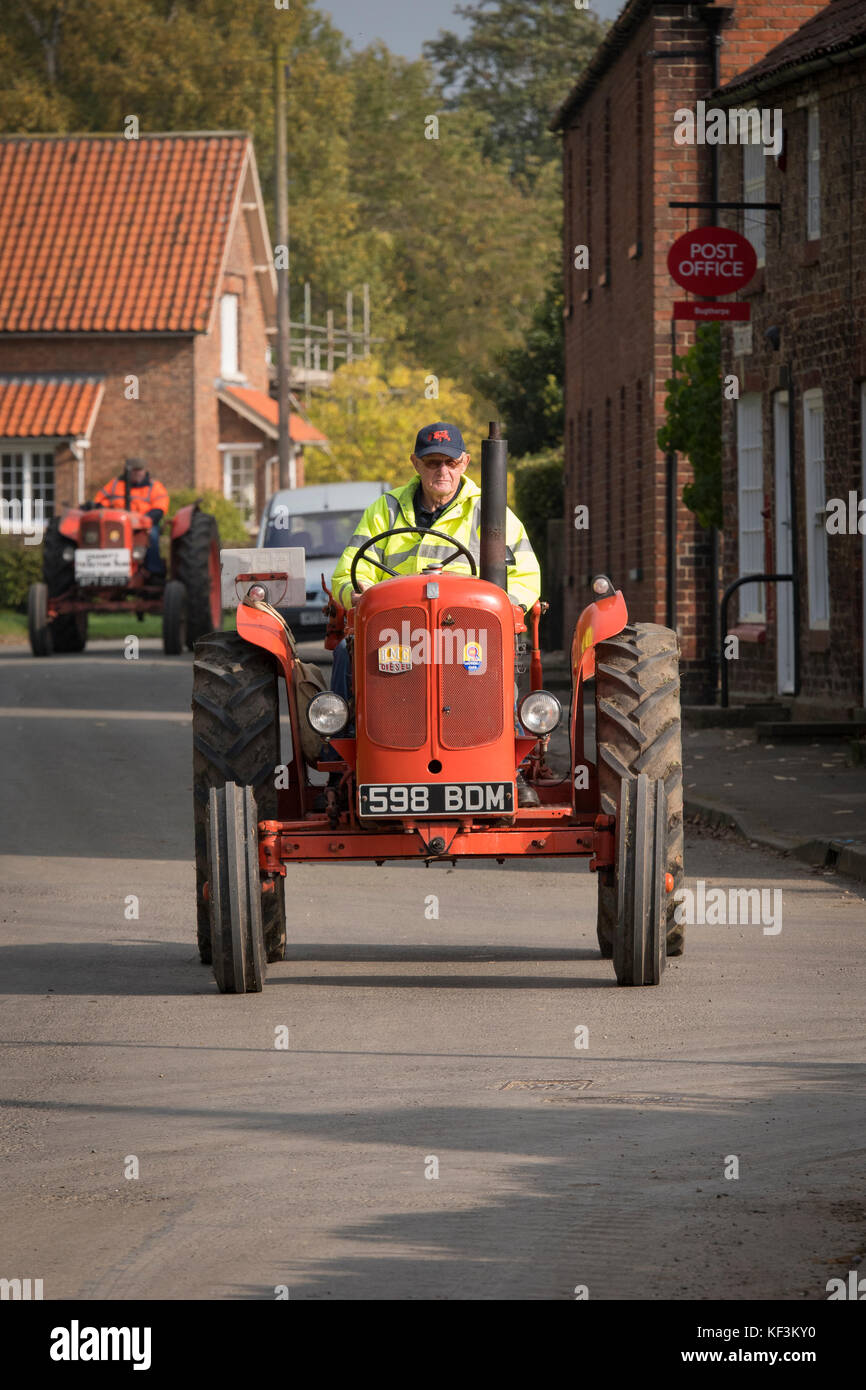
480, 421, 508, 591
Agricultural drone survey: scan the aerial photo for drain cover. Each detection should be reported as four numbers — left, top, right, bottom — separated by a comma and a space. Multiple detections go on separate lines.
498, 1079, 593, 1091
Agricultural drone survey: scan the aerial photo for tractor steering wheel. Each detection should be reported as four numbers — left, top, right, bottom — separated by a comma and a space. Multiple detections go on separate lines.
349, 526, 478, 593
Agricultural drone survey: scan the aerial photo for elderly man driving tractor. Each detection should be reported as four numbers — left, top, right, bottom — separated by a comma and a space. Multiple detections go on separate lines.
328, 421, 542, 805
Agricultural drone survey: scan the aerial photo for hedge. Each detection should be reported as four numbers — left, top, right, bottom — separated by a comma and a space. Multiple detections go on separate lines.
513, 448, 564, 567
0, 536, 43, 610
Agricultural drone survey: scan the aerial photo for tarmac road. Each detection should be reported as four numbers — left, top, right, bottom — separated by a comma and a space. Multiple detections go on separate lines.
1, 639, 864, 1301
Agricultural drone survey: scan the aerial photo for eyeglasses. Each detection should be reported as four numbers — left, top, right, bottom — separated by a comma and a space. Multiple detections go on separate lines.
419, 456, 460, 468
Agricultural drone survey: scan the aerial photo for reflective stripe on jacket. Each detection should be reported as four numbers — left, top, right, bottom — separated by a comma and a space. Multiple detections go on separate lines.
93, 475, 169, 516
331, 476, 541, 610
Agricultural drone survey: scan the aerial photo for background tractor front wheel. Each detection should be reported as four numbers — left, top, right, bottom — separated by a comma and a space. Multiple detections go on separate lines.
207, 783, 265, 994
27, 582, 53, 656
594, 622, 683, 959
612, 775, 666, 987
162, 579, 188, 654
192, 631, 286, 966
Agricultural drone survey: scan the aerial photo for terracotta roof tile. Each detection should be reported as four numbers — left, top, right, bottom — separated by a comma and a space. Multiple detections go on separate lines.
221, 385, 328, 444
0, 374, 104, 438
0, 135, 249, 333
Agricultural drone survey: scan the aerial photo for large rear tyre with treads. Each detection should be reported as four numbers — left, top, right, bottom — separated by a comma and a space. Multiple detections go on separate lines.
207, 783, 265, 994
595, 622, 683, 959
192, 631, 286, 966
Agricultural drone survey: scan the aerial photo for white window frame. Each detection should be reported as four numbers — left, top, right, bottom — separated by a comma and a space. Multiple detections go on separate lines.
743, 131, 766, 267
802, 387, 829, 628
807, 105, 821, 240
0, 447, 56, 518
736, 394, 766, 621
220, 293, 240, 379
222, 448, 258, 520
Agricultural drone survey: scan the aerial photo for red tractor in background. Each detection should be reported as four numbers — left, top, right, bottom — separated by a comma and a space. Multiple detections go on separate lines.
191, 424, 684, 992
28, 473, 221, 656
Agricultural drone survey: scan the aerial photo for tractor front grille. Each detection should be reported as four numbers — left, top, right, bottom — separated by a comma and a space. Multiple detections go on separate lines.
364, 605, 427, 748
439, 606, 504, 748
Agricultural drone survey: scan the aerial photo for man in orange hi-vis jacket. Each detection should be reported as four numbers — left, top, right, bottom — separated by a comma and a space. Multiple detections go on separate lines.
92, 458, 169, 574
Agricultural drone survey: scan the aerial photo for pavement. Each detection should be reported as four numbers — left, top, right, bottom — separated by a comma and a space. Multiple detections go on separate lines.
681, 726, 866, 883
541, 651, 866, 887
1, 636, 865, 1301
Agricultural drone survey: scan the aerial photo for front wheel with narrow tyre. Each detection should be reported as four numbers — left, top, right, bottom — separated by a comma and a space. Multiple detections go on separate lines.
28, 582, 53, 656
174, 509, 221, 648
612, 774, 666, 987
594, 622, 684, 960
162, 579, 188, 654
207, 783, 265, 994
192, 630, 286, 966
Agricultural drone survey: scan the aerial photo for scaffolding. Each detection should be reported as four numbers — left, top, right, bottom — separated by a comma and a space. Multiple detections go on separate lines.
285, 283, 383, 403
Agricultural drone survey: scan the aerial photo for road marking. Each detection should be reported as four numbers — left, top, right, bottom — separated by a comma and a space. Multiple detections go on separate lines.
0, 708, 190, 721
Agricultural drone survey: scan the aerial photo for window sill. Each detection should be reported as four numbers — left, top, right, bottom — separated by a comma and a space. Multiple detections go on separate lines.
730, 623, 767, 644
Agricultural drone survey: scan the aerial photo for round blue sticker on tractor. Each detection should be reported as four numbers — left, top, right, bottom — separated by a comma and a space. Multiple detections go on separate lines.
463, 640, 482, 673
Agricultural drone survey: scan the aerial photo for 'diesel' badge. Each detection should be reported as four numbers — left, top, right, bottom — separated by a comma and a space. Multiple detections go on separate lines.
378, 644, 412, 674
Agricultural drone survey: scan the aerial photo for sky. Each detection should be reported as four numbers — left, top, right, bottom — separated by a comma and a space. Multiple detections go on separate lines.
318, 0, 622, 58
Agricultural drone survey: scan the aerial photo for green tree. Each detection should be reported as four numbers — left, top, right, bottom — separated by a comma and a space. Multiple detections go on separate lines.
423, 0, 608, 180
344, 43, 559, 385
305, 357, 488, 484
657, 324, 722, 530
477, 271, 563, 456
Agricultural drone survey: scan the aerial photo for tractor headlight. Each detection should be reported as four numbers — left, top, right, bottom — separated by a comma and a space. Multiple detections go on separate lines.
307, 692, 349, 736
132, 545, 146, 561
62, 546, 75, 561
518, 690, 562, 734
591, 573, 615, 597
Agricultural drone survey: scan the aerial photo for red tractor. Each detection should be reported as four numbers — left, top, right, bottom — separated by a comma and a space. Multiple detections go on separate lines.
192, 424, 683, 992
28, 491, 221, 656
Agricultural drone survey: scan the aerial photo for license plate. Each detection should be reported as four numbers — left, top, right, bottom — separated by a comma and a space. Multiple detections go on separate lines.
359, 782, 514, 817
299, 609, 321, 625
74, 548, 131, 585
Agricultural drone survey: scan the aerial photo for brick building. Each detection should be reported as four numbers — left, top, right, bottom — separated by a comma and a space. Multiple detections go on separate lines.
551, 0, 823, 698
0, 134, 325, 528
716, 0, 866, 713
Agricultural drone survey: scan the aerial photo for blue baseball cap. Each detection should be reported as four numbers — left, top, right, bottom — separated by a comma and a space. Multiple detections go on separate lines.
414, 422, 466, 460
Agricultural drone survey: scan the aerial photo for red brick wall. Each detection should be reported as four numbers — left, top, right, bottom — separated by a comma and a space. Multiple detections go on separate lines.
719, 54, 866, 710
560, 0, 826, 697
0, 335, 195, 506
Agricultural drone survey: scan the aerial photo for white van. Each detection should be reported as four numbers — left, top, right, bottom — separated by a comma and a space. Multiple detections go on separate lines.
257, 480, 390, 636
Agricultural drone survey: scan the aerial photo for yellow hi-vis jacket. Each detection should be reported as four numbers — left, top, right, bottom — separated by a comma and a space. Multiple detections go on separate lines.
331, 476, 541, 611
